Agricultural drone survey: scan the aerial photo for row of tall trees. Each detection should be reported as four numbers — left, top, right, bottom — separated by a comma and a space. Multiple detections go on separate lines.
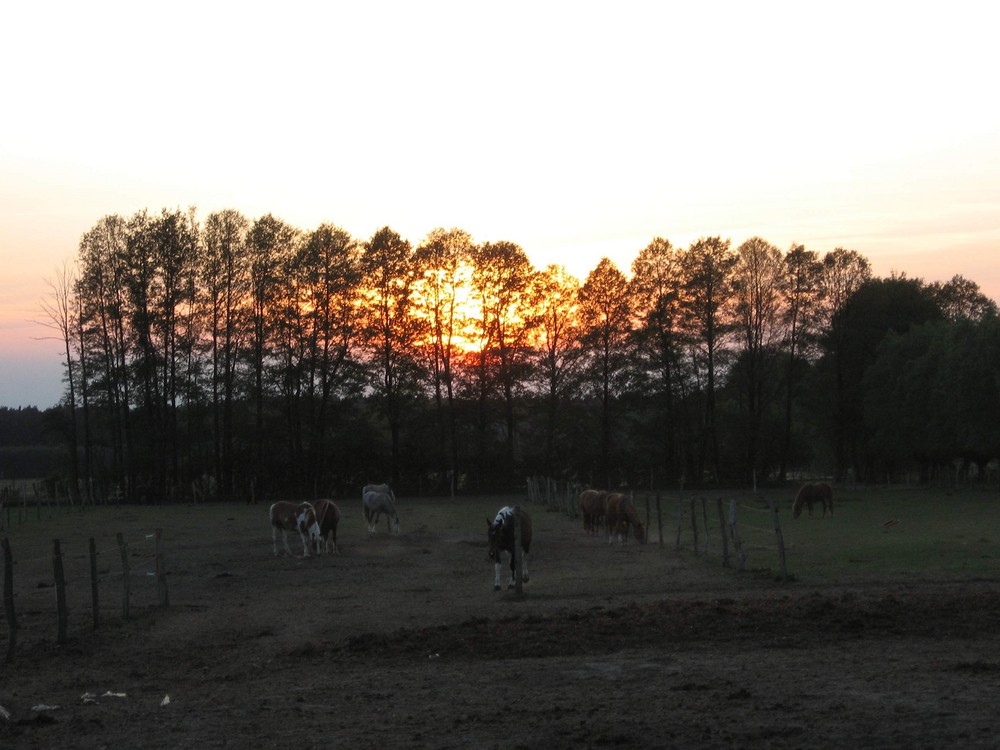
38, 207, 999, 502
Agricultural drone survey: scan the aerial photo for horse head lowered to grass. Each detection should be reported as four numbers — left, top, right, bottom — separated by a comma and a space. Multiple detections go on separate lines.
604, 492, 645, 544
792, 482, 834, 518
362, 485, 400, 534
487, 505, 532, 591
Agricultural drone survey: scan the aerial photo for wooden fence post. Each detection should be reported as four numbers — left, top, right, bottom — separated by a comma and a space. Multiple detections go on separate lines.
644, 496, 650, 544
89, 537, 100, 630
656, 493, 663, 546
717, 498, 729, 567
155, 528, 169, 607
53, 539, 68, 645
674, 499, 684, 550
770, 498, 789, 582
514, 515, 523, 596
701, 498, 710, 551
690, 497, 699, 556
729, 499, 747, 571
117, 532, 130, 620
3, 537, 16, 663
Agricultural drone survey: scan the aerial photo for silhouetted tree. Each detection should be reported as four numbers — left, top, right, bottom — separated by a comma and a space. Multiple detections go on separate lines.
629, 237, 685, 482
680, 237, 736, 482
359, 226, 424, 486
413, 228, 473, 491
529, 264, 584, 476
578, 257, 631, 487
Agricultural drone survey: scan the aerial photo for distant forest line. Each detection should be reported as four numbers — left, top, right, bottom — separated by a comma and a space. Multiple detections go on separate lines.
8, 206, 1000, 502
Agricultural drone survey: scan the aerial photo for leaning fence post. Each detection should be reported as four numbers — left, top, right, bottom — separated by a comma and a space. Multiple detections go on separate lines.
117, 532, 130, 620
701, 498, 710, 551
717, 498, 729, 567
3, 537, 16, 663
690, 497, 699, 556
656, 493, 663, 546
729, 499, 747, 571
770, 498, 789, 582
675, 499, 684, 550
513, 516, 524, 596
643, 495, 650, 544
155, 528, 169, 607
89, 537, 100, 630
53, 539, 68, 645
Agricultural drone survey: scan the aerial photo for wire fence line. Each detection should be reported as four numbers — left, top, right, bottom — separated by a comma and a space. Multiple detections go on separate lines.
524, 477, 790, 581
1, 529, 170, 667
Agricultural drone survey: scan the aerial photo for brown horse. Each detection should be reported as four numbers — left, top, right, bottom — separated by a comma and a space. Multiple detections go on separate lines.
312, 498, 341, 554
578, 489, 609, 535
792, 482, 834, 518
604, 493, 646, 544
487, 506, 532, 590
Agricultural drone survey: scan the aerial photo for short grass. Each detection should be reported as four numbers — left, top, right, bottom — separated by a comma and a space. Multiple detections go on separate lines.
2, 484, 998, 589
772, 485, 1000, 583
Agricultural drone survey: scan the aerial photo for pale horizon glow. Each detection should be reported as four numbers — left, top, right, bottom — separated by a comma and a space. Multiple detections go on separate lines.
2, 1, 999, 409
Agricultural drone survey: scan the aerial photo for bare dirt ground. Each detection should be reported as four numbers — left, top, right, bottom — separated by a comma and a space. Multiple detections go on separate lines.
2, 496, 999, 749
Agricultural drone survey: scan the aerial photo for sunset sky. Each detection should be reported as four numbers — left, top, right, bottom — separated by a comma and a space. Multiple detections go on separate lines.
2, 1, 999, 410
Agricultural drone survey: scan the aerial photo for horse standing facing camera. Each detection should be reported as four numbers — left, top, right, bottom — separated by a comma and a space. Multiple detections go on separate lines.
487, 506, 532, 591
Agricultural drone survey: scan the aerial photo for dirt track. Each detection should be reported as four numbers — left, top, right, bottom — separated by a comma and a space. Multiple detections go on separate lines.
2, 497, 999, 749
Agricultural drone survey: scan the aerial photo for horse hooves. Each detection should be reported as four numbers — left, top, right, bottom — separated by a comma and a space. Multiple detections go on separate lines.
522, 576, 529, 583
494, 585, 501, 592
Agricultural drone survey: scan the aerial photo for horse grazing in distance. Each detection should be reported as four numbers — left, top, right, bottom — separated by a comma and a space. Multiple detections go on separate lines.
363, 488, 400, 534
792, 482, 834, 518
312, 498, 341, 554
578, 489, 609, 535
363, 483, 396, 504
269, 501, 322, 557
487, 506, 532, 591
604, 493, 646, 544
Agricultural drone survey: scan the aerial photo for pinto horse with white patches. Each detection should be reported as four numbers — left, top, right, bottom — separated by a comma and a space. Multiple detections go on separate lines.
312, 498, 341, 553
487, 506, 532, 591
269, 501, 322, 557
363, 487, 400, 534
604, 493, 646, 544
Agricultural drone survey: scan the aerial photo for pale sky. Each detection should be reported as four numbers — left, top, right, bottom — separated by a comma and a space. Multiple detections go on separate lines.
2, 1, 999, 409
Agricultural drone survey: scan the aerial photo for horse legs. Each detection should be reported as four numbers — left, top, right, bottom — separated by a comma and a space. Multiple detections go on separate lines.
297, 530, 311, 557
505, 550, 529, 588
275, 527, 293, 556
493, 559, 503, 591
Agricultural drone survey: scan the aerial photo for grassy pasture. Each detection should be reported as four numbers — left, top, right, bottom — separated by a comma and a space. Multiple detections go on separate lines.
2, 483, 997, 590
773, 484, 1000, 583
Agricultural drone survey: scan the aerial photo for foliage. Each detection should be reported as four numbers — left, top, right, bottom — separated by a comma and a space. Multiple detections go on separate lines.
29, 207, 1000, 499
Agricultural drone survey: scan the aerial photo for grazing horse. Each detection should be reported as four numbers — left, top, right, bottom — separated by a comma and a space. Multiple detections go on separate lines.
312, 498, 341, 554
792, 482, 834, 518
269, 501, 322, 557
604, 493, 646, 544
578, 489, 609, 535
487, 506, 532, 591
363, 483, 396, 504
363, 488, 400, 534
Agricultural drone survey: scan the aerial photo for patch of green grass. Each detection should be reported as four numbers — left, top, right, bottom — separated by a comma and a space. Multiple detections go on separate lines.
778, 485, 1000, 582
